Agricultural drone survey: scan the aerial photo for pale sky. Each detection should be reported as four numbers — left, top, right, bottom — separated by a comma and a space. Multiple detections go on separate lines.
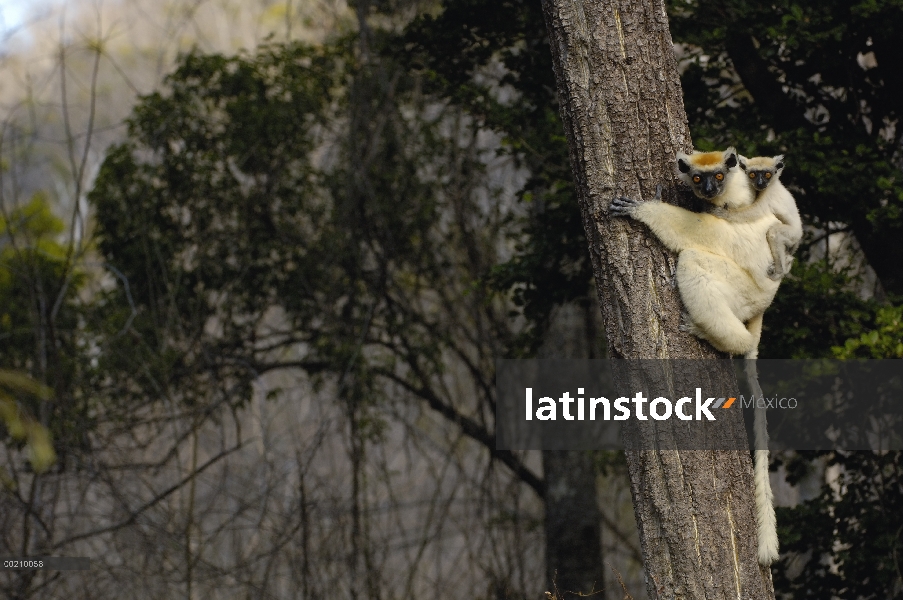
1, 0, 30, 44
1, 0, 53, 45
1, 1, 27, 30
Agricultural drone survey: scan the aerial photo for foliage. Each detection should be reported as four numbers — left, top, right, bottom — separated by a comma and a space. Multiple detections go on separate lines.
85, 34, 544, 595
398, 0, 903, 360
667, 2, 903, 597
88, 33, 523, 474
30, 0, 903, 595
399, 0, 594, 356
760, 260, 875, 359
833, 304, 903, 358
0, 194, 71, 367
0, 193, 82, 468
772, 451, 903, 600
0, 370, 56, 474
669, 0, 903, 297
90, 42, 349, 409
398, 0, 903, 596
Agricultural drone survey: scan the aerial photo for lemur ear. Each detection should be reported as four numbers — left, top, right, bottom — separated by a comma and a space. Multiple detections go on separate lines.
773, 155, 785, 170
676, 155, 691, 173
723, 147, 738, 168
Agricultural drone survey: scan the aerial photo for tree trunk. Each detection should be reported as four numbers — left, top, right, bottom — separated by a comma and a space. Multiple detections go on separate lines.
539, 0, 777, 598
543, 451, 604, 596
539, 304, 604, 596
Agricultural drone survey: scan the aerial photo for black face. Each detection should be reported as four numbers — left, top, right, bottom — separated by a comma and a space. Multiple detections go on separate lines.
690, 170, 726, 199
746, 169, 774, 192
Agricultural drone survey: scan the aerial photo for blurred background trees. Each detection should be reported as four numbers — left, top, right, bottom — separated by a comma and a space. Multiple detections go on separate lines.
1, 0, 901, 599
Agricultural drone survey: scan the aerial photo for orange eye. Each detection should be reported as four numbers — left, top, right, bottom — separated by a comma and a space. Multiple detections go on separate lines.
692, 175, 701, 183
765, 172, 772, 179
715, 173, 724, 181
749, 172, 756, 179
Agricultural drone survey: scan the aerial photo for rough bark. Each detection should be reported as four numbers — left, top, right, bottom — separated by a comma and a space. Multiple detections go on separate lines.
538, 0, 777, 598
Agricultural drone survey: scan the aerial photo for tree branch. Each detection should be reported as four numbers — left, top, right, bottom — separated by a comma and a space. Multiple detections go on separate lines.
373, 367, 545, 497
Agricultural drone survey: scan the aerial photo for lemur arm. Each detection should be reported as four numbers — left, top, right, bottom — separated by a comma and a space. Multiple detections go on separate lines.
610, 193, 726, 253
769, 188, 803, 232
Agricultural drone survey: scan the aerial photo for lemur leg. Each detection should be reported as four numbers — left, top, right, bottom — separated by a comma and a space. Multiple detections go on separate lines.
745, 313, 763, 359
766, 225, 798, 280
676, 251, 758, 355
765, 226, 787, 280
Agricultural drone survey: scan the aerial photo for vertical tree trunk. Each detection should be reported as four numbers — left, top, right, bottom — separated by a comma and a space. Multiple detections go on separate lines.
538, 0, 777, 598
543, 451, 604, 596
539, 305, 604, 595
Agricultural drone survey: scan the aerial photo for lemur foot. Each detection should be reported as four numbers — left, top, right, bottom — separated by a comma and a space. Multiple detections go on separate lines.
766, 263, 785, 281
679, 312, 705, 338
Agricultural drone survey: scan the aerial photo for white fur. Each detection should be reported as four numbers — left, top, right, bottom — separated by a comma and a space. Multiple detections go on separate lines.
746, 357, 779, 566
707, 154, 794, 565
711, 155, 803, 280
709, 155, 798, 566
625, 150, 781, 356
614, 148, 785, 566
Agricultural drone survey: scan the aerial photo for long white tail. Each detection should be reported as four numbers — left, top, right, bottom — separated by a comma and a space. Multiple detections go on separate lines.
746, 356, 779, 566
